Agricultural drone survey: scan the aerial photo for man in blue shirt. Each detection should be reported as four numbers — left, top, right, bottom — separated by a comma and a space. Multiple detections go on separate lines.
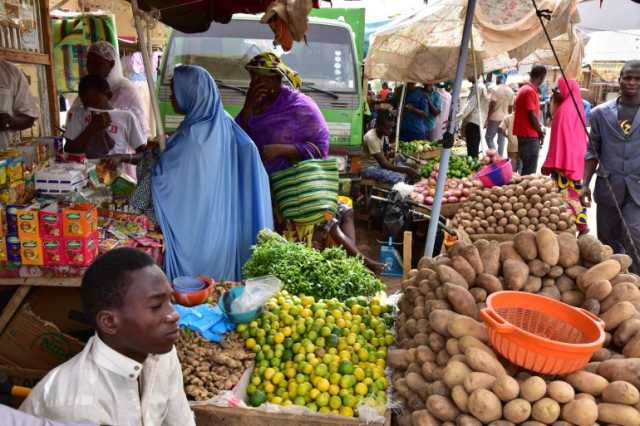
400, 83, 428, 141
422, 84, 442, 141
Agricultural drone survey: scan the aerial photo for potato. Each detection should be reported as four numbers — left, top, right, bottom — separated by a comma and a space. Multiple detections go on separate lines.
556, 275, 575, 292
556, 233, 580, 268
416, 345, 437, 363
388, 349, 409, 370
429, 380, 449, 397
461, 245, 484, 274
444, 283, 479, 319
586, 280, 613, 301
443, 361, 472, 388
565, 265, 587, 279
561, 397, 599, 426
610, 253, 633, 272
547, 380, 575, 403
437, 349, 451, 367
565, 371, 609, 395
561, 290, 585, 307
430, 333, 446, 352
421, 361, 440, 381
578, 260, 621, 291
504, 398, 532, 423
464, 372, 497, 393
532, 397, 561, 424
465, 347, 506, 377
601, 283, 640, 312
539, 285, 561, 301
597, 403, 640, 426
602, 381, 640, 405
500, 241, 524, 262
479, 242, 501, 276
446, 339, 461, 356
469, 287, 487, 303
524, 276, 543, 293
412, 409, 440, 426
623, 334, 640, 357
452, 384, 469, 412
592, 348, 613, 362
574, 393, 596, 402
548, 265, 564, 279
583, 298, 601, 315
426, 395, 460, 421
429, 310, 455, 336
476, 273, 504, 294
529, 259, 551, 278
521, 376, 547, 402
407, 372, 430, 399
436, 264, 470, 288
456, 415, 481, 426
598, 359, 640, 388
536, 228, 560, 266
514, 230, 538, 260
601, 301, 637, 331
584, 361, 601, 373
493, 374, 520, 401
468, 389, 502, 423
448, 316, 488, 341
503, 259, 530, 290
578, 235, 610, 263
458, 336, 497, 358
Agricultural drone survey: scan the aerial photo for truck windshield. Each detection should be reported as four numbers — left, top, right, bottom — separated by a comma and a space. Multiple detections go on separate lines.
163, 19, 357, 94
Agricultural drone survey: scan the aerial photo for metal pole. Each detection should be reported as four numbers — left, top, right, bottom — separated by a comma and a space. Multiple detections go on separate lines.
131, 0, 166, 150
425, 0, 478, 257
394, 84, 407, 155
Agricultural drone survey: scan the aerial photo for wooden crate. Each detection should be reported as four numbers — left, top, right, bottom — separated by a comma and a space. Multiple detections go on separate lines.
193, 405, 391, 426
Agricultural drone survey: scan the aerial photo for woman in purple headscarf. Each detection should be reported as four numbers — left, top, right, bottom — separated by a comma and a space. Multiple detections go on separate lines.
236, 52, 329, 174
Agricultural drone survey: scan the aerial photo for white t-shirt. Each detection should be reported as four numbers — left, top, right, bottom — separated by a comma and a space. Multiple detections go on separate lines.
64, 107, 146, 155
0, 60, 39, 149
363, 128, 387, 169
489, 85, 515, 122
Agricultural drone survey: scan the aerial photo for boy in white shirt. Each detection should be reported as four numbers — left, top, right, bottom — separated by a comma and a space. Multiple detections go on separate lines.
20, 248, 195, 426
64, 75, 146, 173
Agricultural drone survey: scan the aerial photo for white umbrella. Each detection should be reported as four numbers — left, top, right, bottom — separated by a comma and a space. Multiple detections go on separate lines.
365, 0, 578, 83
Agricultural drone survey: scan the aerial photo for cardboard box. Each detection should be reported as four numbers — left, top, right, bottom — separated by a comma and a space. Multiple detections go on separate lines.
0, 304, 84, 370
0, 238, 7, 262
62, 204, 97, 238
20, 239, 43, 265
0, 360, 47, 388
39, 205, 62, 238
16, 208, 39, 239
63, 233, 98, 267
42, 238, 64, 266
6, 236, 20, 263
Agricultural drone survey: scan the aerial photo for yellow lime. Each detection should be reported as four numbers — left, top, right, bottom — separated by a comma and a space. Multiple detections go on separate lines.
309, 388, 320, 401
264, 381, 275, 394
319, 406, 331, 414
330, 395, 342, 409
340, 406, 354, 417
340, 375, 356, 389
264, 368, 275, 381
272, 372, 285, 385
329, 384, 340, 396
353, 367, 365, 382
316, 377, 330, 393
355, 383, 368, 396
317, 392, 330, 407
330, 373, 342, 385
270, 396, 283, 404
315, 363, 329, 378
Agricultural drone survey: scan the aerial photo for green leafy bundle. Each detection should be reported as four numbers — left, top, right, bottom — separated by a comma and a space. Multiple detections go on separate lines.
243, 230, 384, 301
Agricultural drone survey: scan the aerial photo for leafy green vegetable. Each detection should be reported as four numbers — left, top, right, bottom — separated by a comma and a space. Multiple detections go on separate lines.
243, 230, 384, 301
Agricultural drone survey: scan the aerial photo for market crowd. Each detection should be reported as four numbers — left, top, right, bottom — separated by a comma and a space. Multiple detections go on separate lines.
0, 26, 639, 425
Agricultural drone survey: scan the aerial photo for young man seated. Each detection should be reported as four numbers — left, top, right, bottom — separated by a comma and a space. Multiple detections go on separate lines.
20, 248, 195, 426
361, 111, 417, 185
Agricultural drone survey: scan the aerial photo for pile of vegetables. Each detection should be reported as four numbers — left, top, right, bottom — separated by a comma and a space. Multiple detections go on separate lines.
451, 175, 577, 236
242, 292, 394, 417
177, 329, 254, 401
389, 230, 640, 426
410, 177, 478, 206
419, 156, 481, 179
243, 230, 384, 301
400, 140, 439, 156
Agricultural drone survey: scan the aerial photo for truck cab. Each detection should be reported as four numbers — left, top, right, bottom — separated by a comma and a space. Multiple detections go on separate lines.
157, 12, 365, 189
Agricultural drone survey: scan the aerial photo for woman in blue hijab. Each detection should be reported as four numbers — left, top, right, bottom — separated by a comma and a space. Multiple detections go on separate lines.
152, 65, 273, 281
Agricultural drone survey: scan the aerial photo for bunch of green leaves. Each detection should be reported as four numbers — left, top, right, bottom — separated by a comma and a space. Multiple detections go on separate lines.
243, 230, 384, 301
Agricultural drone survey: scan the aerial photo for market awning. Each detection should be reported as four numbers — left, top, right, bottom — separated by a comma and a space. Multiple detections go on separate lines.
365, 0, 578, 83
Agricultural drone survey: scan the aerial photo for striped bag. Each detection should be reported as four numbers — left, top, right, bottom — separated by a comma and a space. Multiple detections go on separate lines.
270, 159, 339, 225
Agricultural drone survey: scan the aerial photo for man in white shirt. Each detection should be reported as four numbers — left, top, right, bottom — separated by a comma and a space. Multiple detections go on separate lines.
485, 75, 515, 156
459, 76, 490, 159
0, 405, 99, 426
21, 248, 195, 426
0, 59, 39, 149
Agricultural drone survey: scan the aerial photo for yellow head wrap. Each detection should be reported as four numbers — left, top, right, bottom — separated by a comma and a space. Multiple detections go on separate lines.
245, 52, 302, 90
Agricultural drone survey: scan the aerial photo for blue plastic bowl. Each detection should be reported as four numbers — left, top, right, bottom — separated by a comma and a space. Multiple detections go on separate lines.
173, 276, 204, 291
218, 286, 261, 324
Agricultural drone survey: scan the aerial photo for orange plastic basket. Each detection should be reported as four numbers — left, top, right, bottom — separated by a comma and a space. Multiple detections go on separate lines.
480, 291, 605, 375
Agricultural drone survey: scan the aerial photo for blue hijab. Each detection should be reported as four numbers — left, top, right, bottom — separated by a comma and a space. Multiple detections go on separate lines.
152, 65, 273, 282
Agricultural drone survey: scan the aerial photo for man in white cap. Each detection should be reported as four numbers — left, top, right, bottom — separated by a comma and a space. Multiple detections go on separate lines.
0, 59, 39, 149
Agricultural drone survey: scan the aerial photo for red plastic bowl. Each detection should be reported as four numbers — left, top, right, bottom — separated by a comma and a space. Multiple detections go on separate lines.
172, 276, 214, 307
476, 159, 513, 188
480, 291, 605, 375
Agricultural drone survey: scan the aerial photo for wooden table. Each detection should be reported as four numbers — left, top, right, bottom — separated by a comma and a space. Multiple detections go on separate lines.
0, 277, 81, 335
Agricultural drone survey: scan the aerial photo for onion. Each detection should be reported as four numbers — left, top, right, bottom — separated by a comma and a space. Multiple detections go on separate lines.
425, 196, 434, 205
447, 196, 460, 203
452, 189, 462, 197
462, 188, 470, 196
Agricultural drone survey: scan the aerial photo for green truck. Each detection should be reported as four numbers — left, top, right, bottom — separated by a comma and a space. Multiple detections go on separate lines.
157, 9, 366, 187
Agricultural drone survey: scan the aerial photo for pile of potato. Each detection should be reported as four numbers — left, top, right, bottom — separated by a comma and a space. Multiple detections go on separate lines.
390, 229, 640, 426
177, 329, 254, 401
450, 175, 577, 236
